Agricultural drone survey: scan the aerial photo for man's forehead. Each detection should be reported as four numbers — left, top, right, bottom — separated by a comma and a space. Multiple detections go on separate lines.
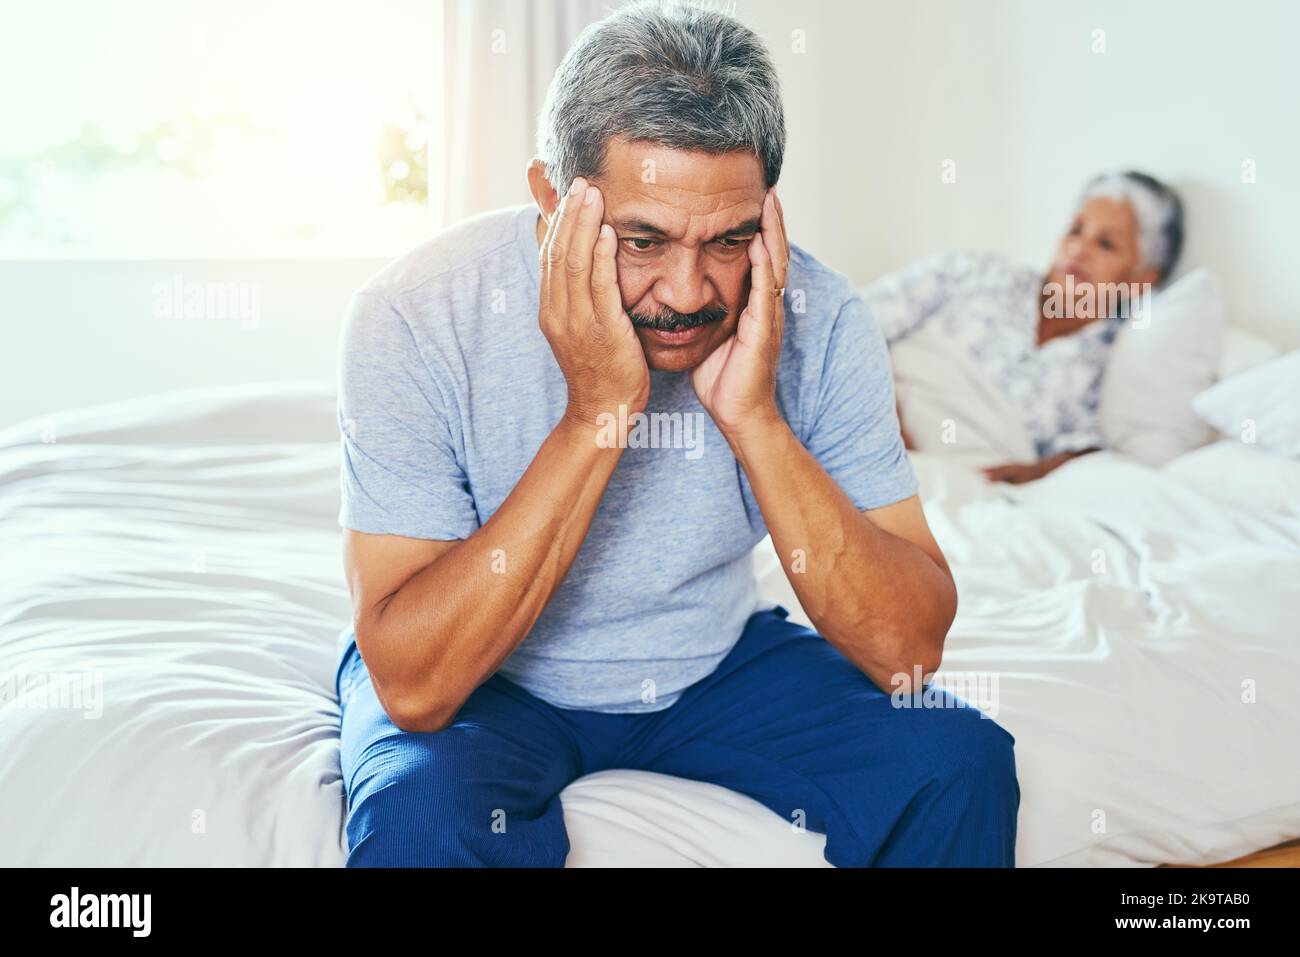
594, 136, 765, 234
606, 202, 762, 241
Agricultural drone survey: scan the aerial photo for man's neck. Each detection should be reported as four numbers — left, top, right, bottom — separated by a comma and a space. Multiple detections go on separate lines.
535, 210, 546, 249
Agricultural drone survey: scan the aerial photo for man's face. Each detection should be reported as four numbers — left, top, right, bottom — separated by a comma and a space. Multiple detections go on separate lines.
586, 136, 767, 372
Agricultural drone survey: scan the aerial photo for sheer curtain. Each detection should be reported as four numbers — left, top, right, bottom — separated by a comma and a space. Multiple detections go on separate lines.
432, 0, 620, 227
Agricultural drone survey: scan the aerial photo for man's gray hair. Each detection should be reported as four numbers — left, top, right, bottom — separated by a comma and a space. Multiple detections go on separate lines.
1079, 170, 1185, 285
536, 0, 786, 197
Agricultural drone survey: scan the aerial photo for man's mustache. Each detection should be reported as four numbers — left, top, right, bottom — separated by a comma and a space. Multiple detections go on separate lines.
628, 304, 729, 332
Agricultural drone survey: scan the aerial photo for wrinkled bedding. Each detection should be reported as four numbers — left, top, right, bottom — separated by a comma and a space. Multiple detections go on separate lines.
2, 383, 1297, 866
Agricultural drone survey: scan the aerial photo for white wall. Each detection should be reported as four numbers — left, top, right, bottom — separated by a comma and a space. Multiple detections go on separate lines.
996, 0, 1299, 350
1, 260, 386, 428
745, 0, 1300, 348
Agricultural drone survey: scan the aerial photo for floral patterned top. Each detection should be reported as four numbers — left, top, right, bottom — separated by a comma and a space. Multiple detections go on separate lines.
860, 250, 1123, 459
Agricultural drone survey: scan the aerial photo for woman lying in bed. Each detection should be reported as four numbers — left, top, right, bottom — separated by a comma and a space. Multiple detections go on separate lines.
863, 170, 1184, 483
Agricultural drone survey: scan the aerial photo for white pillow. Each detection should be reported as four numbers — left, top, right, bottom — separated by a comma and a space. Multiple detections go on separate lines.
1164, 439, 1300, 516
1218, 325, 1282, 380
1099, 268, 1225, 466
888, 325, 1037, 468
1191, 349, 1300, 458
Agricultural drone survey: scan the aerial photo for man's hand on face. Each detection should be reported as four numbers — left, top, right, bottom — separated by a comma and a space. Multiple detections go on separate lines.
539, 176, 651, 427
691, 186, 789, 445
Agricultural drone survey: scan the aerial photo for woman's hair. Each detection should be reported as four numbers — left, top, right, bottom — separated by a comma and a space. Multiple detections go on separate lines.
1079, 170, 1185, 285
535, 0, 786, 197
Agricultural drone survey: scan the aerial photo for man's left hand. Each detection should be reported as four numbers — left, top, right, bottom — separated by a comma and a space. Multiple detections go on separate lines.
691, 186, 788, 445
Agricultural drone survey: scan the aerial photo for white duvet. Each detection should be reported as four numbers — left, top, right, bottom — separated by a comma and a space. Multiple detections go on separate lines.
1, 383, 1297, 867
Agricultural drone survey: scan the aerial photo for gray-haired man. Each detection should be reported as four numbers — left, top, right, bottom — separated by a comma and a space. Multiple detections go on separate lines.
334, 0, 1019, 867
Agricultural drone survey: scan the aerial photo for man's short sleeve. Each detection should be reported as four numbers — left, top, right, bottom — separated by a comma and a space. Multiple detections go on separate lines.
337, 290, 480, 541
804, 293, 919, 511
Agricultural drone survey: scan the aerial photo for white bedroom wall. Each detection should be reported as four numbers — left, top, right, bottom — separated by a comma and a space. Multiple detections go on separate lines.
0, 259, 387, 429
756, 0, 1300, 349
994, 0, 1299, 350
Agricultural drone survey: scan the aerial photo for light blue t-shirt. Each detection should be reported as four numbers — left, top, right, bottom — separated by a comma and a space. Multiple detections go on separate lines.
336, 201, 917, 713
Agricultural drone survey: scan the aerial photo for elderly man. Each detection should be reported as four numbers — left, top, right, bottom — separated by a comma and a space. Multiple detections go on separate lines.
334, 0, 1019, 867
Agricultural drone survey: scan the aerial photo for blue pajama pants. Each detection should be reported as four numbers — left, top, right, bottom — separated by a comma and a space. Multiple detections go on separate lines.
336, 606, 1020, 867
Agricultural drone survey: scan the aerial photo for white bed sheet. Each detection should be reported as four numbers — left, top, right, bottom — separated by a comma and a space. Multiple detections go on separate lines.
1, 383, 1297, 867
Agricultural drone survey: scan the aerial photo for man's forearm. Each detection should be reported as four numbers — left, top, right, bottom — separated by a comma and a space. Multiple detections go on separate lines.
360, 414, 623, 731
729, 420, 956, 692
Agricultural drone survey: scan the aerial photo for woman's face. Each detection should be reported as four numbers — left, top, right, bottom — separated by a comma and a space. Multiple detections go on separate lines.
1046, 196, 1160, 297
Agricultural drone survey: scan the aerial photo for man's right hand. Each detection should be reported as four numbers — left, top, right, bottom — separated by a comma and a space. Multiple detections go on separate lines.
538, 176, 650, 426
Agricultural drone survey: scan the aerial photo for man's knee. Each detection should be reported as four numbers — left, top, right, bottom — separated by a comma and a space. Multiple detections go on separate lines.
344, 733, 567, 868
926, 698, 1020, 799
872, 692, 1021, 844
853, 701, 1020, 866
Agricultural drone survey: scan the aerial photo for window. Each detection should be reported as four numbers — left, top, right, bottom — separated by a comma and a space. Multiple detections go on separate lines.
0, 0, 440, 258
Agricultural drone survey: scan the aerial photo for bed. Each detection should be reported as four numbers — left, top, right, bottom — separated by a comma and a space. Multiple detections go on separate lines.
1, 379, 1297, 867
